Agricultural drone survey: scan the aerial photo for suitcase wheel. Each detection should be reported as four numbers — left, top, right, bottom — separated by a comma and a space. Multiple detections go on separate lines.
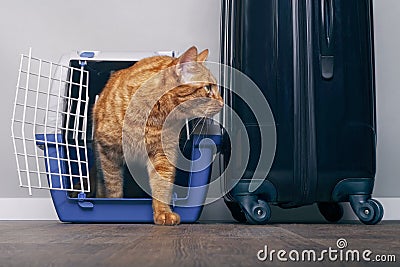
239, 197, 271, 225
350, 196, 384, 225
317, 202, 344, 223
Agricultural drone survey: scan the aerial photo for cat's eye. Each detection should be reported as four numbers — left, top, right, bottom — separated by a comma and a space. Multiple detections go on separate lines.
204, 84, 212, 94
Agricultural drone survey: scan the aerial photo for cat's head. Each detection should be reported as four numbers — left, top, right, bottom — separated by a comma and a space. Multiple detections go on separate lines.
163, 46, 224, 120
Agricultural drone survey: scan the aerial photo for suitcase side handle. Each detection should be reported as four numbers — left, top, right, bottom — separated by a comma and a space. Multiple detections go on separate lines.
320, 0, 335, 80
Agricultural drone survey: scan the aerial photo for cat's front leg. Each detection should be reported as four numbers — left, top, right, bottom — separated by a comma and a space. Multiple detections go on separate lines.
147, 155, 180, 225
152, 199, 180, 226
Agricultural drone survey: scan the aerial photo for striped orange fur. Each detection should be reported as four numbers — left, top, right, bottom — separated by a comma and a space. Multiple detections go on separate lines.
92, 46, 223, 225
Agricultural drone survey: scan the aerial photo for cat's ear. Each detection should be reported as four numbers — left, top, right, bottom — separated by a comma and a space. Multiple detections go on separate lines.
176, 46, 198, 82
197, 49, 209, 62
178, 46, 198, 65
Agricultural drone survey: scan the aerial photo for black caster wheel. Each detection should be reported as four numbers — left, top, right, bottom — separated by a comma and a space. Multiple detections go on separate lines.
243, 200, 271, 225
358, 199, 384, 225
350, 196, 384, 225
317, 202, 344, 223
225, 200, 247, 223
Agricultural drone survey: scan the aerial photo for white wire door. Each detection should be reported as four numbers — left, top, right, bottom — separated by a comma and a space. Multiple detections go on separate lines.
11, 49, 91, 195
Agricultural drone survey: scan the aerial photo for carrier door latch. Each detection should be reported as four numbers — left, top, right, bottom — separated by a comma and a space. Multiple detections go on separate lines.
77, 192, 94, 209
79, 51, 96, 67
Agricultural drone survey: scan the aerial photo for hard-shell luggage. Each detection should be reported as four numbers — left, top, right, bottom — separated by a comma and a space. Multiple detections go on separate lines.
220, 0, 384, 224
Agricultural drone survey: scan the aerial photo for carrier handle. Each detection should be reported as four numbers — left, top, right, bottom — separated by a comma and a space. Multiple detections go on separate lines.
320, 0, 335, 80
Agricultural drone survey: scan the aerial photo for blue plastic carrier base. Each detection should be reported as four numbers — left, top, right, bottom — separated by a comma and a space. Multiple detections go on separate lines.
36, 133, 220, 223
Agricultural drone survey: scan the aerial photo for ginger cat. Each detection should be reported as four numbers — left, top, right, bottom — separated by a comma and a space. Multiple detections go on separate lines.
92, 46, 223, 225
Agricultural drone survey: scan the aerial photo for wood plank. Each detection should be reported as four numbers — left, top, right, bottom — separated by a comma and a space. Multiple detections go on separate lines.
0, 221, 398, 267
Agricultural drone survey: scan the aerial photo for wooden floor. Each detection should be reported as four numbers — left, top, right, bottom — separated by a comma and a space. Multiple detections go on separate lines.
0, 221, 398, 267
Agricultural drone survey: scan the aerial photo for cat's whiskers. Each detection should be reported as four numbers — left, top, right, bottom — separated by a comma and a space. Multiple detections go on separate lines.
181, 104, 211, 150
197, 116, 208, 140
182, 117, 205, 150
195, 106, 212, 135
192, 106, 212, 146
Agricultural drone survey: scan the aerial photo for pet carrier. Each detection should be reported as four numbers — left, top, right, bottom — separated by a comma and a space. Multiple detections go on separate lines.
11, 48, 221, 223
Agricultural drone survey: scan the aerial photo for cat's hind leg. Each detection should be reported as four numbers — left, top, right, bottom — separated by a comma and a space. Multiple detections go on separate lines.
147, 154, 180, 225
96, 143, 124, 198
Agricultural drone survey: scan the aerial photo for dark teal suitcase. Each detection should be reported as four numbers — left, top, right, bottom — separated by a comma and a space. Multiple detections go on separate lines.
220, 0, 384, 224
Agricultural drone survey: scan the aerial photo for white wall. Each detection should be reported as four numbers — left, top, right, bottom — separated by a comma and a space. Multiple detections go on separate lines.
0, 0, 221, 199
0, 0, 398, 221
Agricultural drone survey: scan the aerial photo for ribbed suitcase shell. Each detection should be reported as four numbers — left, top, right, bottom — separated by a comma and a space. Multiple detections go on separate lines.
221, 0, 383, 224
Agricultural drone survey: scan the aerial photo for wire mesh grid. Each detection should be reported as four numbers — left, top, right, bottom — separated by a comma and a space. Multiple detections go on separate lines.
11, 49, 91, 195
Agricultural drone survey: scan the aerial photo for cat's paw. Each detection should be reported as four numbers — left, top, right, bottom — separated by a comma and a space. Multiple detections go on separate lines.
154, 211, 181, 226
